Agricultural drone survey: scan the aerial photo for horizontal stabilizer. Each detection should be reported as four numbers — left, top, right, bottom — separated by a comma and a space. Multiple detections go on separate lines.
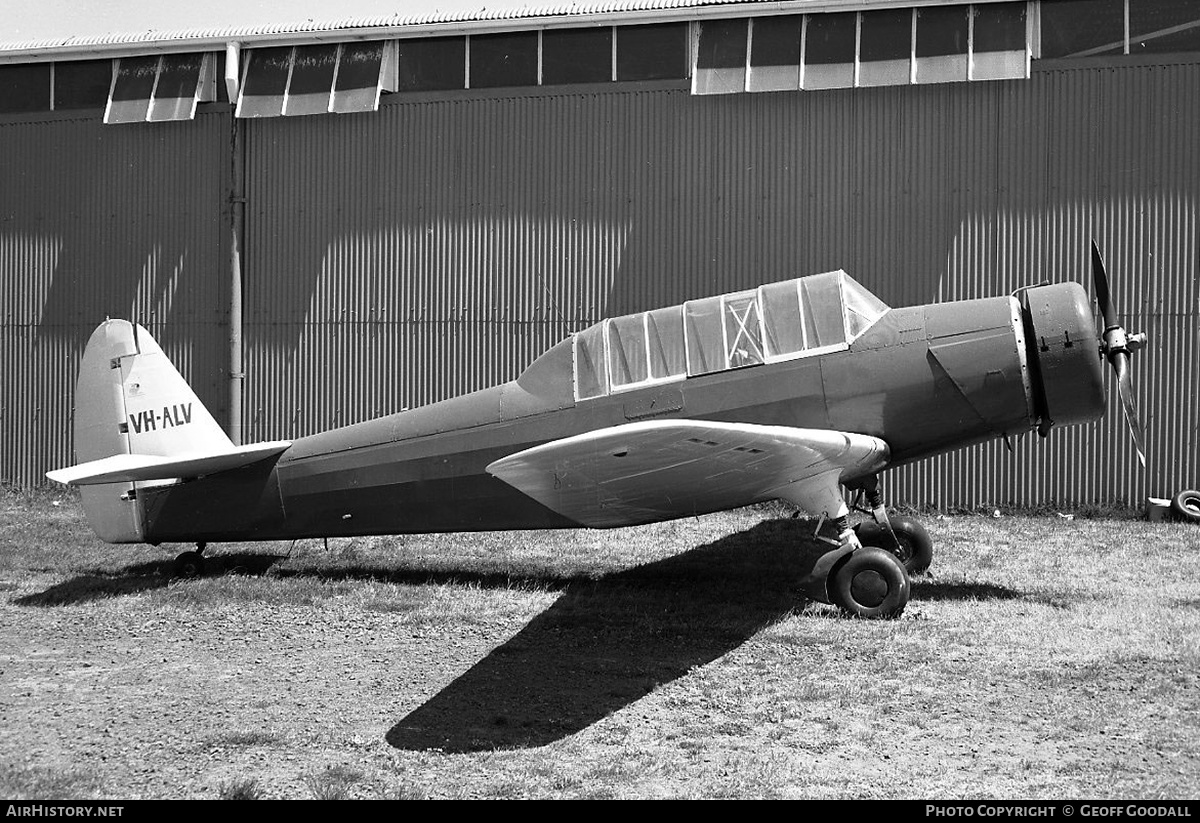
47, 440, 292, 486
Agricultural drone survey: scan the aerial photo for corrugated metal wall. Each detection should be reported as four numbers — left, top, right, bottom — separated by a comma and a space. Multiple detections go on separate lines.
3, 59, 1197, 506
0, 112, 229, 483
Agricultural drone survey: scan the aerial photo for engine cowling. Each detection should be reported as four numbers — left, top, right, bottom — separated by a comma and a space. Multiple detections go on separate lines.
1020, 283, 1106, 433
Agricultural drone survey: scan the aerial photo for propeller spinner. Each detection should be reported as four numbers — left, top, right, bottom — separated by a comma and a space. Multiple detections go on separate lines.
1090, 241, 1148, 467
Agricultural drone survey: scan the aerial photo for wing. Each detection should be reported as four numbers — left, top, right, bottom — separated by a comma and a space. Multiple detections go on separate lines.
486, 420, 888, 528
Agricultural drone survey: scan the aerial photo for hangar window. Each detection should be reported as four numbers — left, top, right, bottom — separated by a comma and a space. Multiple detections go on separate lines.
695, 4, 1032, 97
387, 23, 686, 93
470, 31, 539, 88
284, 44, 339, 116
748, 15, 802, 92
237, 42, 393, 118
1130, 1, 1200, 54
148, 53, 211, 120
693, 18, 748, 95
105, 53, 216, 124
236, 47, 290, 117
107, 56, 159, 122
54, 60, 112, 110
972, 3, 1028, 80
1038, 0, 1200, 58
332, 42, 388, 113
616, 23, 689, 81
395, 37, 466, 92
0, 64, 50, 114
803, 12, 856, 90
212, 50, 230, 103
859, 9, 914, 88
915, 5, 970, 83
1040, 0, 1125, 58
543, 28, 613, 84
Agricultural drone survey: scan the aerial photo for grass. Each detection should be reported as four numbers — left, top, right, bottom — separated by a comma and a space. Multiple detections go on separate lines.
304, 765, 368, 800
1, 486, 1198, 799
0, 764, 101, 801
218, 778, 264, 800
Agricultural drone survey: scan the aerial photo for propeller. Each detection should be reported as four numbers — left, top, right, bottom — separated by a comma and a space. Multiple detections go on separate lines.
1090, 240, 1148, 467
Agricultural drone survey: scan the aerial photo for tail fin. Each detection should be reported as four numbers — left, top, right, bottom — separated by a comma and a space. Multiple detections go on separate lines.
80, 320, 234, 461
50, 320, 288, 542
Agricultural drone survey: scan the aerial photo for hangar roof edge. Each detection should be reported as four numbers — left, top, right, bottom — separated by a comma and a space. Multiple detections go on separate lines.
0, 0, 1009, 63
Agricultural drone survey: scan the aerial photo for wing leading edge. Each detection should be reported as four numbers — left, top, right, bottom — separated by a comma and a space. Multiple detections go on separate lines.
486, 420, 889, 528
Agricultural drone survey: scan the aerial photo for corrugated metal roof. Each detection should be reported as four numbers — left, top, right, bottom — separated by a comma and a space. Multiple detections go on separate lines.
1, 0, 996, 61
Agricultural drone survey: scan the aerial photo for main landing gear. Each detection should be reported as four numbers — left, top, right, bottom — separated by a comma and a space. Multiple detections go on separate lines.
829, 545, 911, 619
848, 476, 933, 575
172, 542, 207, 578
800, 512, 911, 619
855, 517, 933, 575
796, 473, 933, 619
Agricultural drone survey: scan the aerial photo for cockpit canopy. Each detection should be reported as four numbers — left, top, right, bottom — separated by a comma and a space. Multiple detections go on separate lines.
574, 270, 889, 400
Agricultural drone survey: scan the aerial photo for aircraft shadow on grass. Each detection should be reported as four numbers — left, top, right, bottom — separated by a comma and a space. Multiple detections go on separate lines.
381, 518, 1045, 753
14, 516, 1051, 752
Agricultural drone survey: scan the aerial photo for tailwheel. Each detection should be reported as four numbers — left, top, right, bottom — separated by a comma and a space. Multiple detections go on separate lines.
173, 552, 204, 578
856, 516, 933, 575
830, 547, 910, 619
173, 542, 207, 578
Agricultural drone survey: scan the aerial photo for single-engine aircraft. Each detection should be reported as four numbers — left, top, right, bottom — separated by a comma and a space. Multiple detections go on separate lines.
48, 243, 1146, 618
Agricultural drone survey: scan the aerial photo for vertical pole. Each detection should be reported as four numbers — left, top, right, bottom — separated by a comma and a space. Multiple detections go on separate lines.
227, 44, 245, 446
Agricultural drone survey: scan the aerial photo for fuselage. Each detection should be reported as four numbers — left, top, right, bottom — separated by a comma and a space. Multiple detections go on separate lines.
132, 281, 1105, 543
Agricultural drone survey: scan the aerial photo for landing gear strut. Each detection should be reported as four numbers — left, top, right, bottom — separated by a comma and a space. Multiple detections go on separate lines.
172, 542, 207, 578
849, 475, 934, 575
801, 511, 910, 619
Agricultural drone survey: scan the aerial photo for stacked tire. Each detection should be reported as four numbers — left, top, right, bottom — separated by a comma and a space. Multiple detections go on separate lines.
1172, 490, 1200, 524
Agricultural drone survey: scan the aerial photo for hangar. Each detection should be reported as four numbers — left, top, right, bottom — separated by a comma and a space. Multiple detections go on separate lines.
1, 0, 1196, 507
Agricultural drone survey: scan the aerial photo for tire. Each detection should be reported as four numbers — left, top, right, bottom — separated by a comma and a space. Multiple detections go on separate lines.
829, 547, 910, 619
1171, 489, 1200, 524
173, 551, 205, 578
855, 516, 934, 575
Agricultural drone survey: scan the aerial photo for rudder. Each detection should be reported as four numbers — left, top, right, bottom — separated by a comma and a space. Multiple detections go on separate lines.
70, 320, 230, 542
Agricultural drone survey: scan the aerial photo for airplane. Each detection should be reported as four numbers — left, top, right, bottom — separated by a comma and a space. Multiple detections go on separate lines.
46, 242, 1146, 619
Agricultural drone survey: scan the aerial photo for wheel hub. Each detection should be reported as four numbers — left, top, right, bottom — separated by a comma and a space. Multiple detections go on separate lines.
850, 570, 888, 608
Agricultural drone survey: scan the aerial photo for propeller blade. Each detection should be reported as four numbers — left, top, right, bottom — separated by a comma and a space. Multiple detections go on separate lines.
1112, 351, 1147, 468
1091, 240, 1117, 330
1092, 241, 1148, 467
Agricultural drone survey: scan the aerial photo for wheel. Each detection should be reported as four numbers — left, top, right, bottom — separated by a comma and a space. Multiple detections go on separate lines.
855, 516, 933, 575
1171, 489, 1200, 523
829, 547, 910, 619
173, 551, 205, 578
